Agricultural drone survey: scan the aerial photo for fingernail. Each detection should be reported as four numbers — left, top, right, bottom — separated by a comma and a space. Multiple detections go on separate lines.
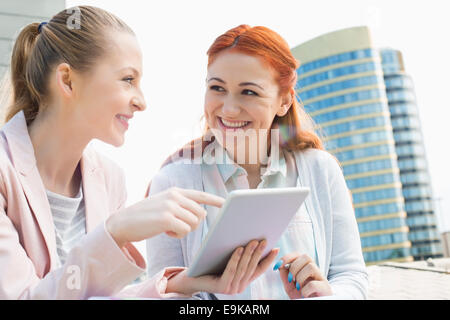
273, 260, 283, 271
288, 272, 293, 283
259, 240, 267, 250
296, 282, 301, 291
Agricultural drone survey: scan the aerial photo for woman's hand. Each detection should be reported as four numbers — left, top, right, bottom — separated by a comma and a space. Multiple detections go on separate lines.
167, 240, 279, 296
274, 252, 332, 299
106, 187, 225, 247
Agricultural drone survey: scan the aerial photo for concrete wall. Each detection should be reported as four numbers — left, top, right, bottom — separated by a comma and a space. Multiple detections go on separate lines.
0, 0, 66, 77
442, 232, 450, 257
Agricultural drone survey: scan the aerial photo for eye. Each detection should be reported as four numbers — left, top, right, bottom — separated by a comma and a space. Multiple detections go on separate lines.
242, 89, 258, 96
210, 85, 225, 92
123, 76, 134, 84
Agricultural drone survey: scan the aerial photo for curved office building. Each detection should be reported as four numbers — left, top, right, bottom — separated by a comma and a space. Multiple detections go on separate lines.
292, 26, 413, 264
381, 49, 443, 260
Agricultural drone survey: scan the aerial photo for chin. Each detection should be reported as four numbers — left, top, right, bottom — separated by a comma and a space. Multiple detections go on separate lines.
111, 140, 125, 148
112, 137, 125, 147
101, 134, 125, 148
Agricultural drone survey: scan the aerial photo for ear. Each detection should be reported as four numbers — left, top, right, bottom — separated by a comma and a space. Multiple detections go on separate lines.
276, 90, 293, 117
54, 63, 73, 99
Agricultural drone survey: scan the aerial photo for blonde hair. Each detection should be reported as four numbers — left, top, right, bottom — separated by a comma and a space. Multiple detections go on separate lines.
3, 6, 133, 125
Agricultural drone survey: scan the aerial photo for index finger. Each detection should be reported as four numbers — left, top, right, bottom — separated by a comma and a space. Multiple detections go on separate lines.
179, 189, 225, 207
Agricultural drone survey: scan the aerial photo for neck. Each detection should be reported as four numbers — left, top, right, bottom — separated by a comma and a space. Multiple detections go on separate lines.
28, 108, 90, 196
240, 162, 262, 175
227, 139, 272, 179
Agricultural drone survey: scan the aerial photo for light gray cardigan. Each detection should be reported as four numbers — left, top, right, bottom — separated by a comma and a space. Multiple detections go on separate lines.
146, 148, 369, 299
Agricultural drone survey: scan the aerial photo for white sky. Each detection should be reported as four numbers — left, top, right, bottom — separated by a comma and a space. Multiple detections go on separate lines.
66, 0, 450, 242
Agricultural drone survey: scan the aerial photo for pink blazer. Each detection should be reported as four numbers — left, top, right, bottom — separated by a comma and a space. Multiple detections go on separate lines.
0, 111, 187, 299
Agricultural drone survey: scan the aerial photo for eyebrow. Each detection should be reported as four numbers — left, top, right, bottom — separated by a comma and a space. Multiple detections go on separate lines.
239, 82, 265, 91
207, 77, 265, 91
119, 67, 141, 77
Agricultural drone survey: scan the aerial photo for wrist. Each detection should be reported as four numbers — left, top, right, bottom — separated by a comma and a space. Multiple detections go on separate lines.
166, 269, 198, 295
106, 212, 126, 248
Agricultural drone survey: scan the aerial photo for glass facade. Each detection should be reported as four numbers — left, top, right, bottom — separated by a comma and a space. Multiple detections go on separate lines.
292, 28, 442, 264
381, 49, 443, 260
294, 43, 412, 264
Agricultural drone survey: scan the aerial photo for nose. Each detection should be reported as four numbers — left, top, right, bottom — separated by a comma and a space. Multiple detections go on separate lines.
132, 94, 147, 112
221, 98, 241, 117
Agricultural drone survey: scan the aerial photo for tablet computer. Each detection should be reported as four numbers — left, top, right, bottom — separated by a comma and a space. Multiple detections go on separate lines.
187, 187, 310, 277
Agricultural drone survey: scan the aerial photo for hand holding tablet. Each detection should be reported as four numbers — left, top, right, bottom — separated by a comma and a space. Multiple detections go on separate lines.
187, 187, 310, 277
165, 187, 310, 296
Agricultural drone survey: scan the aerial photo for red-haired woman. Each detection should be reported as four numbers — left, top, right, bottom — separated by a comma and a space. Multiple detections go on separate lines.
147, 25, 368, 299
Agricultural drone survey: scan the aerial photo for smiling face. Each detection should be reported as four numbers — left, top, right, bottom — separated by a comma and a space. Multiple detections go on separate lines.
204, 50, 291, 163
70, 31, 146, 147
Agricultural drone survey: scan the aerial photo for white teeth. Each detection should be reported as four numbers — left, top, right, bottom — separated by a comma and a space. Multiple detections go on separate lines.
117, 115, 128, 122
221, 118, 249, 128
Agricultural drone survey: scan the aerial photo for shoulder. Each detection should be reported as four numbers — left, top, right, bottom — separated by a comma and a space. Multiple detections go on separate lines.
295, 148, 342, 172
293, 148, 345, 192
146, 152, 204, 197
0, 132, 17, 179
83, 146, 126, 198
154, 160, 202, 188
84, 146, 124, 175
0, 133, 10, 165
154, 137, 210, 184
98, 153, 124, 177
0, 133, 13, 196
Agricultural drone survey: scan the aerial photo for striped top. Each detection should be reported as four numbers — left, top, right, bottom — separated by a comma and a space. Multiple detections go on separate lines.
46, 185, 87, 267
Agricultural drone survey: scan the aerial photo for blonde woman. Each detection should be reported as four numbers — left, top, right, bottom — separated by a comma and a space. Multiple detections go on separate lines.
0, 7, 270, 299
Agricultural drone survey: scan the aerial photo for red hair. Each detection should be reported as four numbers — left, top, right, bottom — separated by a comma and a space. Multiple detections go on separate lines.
155, 24, 325, 175
206, 24, 324, 151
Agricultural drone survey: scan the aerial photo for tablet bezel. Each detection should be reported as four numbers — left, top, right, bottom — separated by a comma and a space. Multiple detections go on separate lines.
187, 187, 310, 277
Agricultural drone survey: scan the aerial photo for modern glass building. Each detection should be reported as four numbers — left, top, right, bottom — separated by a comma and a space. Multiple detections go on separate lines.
381, 49, 443, 260
292, 26, 413, 265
